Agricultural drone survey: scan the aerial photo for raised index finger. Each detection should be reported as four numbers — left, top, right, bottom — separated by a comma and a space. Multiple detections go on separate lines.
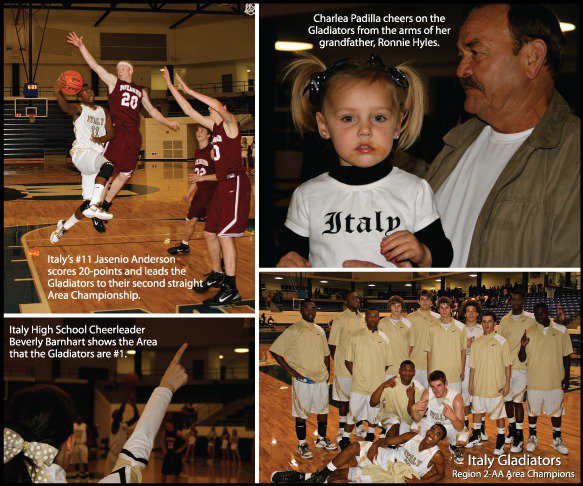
172, 343, 188, 364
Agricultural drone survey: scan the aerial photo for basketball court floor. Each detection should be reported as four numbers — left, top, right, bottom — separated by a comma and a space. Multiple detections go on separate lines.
4, 161, 255, 314
259, 344, 581, 483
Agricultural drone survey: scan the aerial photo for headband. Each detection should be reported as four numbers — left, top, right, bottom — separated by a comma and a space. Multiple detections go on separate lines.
4, 428, 59, 483
116, 61, 134, 70
303, 52, 409, 102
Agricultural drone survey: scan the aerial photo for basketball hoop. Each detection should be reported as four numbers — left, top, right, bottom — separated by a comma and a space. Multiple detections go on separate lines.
244, 3, 255, 16
28, 113, 37, 123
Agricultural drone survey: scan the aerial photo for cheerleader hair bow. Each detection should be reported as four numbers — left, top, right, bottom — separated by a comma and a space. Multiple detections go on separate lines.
366, 52, 409, 89
4, 428, 58, 483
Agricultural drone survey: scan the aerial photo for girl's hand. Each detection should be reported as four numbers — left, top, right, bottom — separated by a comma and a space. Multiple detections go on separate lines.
276, 252, 311, 268
380, 231, 428, 265
67, 32, 84, 48
183, 194, 190, 204
342, 260, 383, 268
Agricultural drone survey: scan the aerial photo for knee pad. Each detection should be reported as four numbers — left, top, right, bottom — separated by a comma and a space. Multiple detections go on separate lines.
119, 171, 133, 181
97, 161, 115, 180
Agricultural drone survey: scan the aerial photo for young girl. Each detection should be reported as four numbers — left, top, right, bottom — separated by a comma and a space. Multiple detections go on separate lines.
206, 425, 217, 464
276, 53, 452, 268
4, 344, 188, 483
229, 428, 241, 465
220, 427, 230, 464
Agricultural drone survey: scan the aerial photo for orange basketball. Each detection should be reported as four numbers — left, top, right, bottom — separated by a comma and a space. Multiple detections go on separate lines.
60, 70, 84, 95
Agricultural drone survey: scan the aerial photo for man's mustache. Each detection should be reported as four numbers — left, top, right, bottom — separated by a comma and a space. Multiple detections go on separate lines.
459, 76, 484, 91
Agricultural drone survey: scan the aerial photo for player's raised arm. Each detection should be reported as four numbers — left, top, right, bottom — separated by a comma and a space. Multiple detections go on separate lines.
67, 32, 117, 89
140, 88, 180, 131
162, 67, 213, 130
54, 76, 81, 116
175, 73, 237, 127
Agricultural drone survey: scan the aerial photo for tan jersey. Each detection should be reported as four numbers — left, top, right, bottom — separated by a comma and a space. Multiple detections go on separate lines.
524, 321, 573, 391
346, 328, 391, 395
425, 319, 466, 383
469, 333, 512, 398
464, 324, 484, 372
379, 316, 413, 376
328, 309, 365, 378
397, 434, 440, 479
379, 379, 424, 425
407, 310, 439, 370
269, 319, 330, 383
498, 311, 536, 370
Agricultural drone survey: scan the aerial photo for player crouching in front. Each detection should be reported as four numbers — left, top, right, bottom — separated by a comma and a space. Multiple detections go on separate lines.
271, 424, 447, 483
50, 78, 116, 244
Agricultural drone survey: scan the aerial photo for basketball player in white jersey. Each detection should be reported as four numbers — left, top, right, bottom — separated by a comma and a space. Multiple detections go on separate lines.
271, 424, 446, 483
409, 370, 470, 465
50, 77, 117, 243
71, 415, 89, 479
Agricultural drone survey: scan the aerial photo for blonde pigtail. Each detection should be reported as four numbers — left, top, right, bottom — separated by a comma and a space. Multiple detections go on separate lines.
282, 53, 327, 136
394, 64, 427, 150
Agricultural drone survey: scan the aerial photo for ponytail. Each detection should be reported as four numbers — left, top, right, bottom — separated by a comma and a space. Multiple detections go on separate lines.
394, 63, 427, 150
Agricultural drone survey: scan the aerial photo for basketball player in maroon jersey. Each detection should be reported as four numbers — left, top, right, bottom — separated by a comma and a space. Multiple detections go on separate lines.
167, 125, 218, 255
163, 67, 251, 307
67, 32, 179, 216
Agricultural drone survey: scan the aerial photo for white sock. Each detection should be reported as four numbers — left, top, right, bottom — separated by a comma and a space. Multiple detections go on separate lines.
90, 184, 105, 206
298, 439, 306, 446
497, 428, 505, 435
63, 214, 80, 230
508, 417, 516, 424
343, 431, 351, 438
516, 422, 523, 430
326, 462, 337, 472
182, 240, 189, 246
305, 473, 312, 480
473, 423, 481, 430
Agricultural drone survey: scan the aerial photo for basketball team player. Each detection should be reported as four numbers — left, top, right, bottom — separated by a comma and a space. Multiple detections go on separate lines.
466, 311, 511, 455
67, 32, 180, 216
50, 78, 116, 243
271, 424, 447, 483
520, 302, 572, 455
497, 289, 536, 452
426, 297, 467, 393
163, 67, 251, 307
166, 125, 217, 255
409, 370, 470, 465
328, 291, 365, 443
340, 309, 391, 449
71, 415, 89, 479
269, 300, 337, 459
406, 290, 440, 389
370, 360, 424, 438
458, 299, 486, 439
378, 296, 413, 380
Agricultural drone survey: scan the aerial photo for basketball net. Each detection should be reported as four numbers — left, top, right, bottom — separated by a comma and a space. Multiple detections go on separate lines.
244, 3, 255, 15
28, 113, 36, 123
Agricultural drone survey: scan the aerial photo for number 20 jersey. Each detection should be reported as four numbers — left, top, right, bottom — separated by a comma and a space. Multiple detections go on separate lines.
107, 78, 143, 128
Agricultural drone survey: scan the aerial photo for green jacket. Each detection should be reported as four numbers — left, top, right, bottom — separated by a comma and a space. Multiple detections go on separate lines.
426, 91, 580, 267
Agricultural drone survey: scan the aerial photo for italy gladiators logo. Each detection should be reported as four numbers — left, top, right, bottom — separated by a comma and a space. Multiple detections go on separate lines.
322, 211, 401, 236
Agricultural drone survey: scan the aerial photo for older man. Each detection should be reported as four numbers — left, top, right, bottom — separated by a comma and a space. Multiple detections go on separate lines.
427, 4, 580, 267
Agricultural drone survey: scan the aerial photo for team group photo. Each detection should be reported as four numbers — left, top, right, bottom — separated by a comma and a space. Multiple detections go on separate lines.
3, 2, 255, 314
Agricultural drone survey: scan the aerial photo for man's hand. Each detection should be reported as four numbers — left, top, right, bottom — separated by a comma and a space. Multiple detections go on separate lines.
406, 384, 416, 400
380, 231, 426, 265
501, 384, 509, 397
55, 76, 67, 93
289, 369, 305, 381
415, 399, 428, 414
466, 337, 475, 348
189, 173, 203, 183
183, 193, 190, 204
460, 370, 465, 381
162, 66, 172, 85
342, 260, 383, 268
561, 377, 570, 392
385, 377, 397, 389
366, 441, 381, 462
442, 402, 455, 421
175, 73, 195, 97
520, 332, 529, 347
67, 31, 84, 48
469, 382, 474, 396
277, 251, 311, 268
159, 343, 188, 393
168, 121, 180, 132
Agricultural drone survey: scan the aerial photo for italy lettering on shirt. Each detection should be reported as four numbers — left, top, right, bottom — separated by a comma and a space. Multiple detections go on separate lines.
322, 211, 401, 236
429, 410, 446, 422
403, 448, 422, 468
87, 115, 104, 125
119, 84, 142, 97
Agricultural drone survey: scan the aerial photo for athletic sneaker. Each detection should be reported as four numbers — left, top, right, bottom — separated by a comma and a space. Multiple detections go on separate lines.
167, 243, 190, 255
50, 220, 67, 244
465, 431, 482, 448
505, 425, 515, 444
525, 435, 538, 453
92, 218, 106, 233
493, 435, 505, 455
552, 437, 568, 455
194, 270, 224, 293
336, 432, 343, 443
510, 431, 523, 453
271, 470, 306, 483
315, 437, 337, 450
82, 204, 113, 220
338, 437, 350, 450
480, 425, 489, 441
305, 469, 330, 483
297, 443, 313, 459
355, 425, 367, 439
450, 446, 464, 465
203, 284, 242, 307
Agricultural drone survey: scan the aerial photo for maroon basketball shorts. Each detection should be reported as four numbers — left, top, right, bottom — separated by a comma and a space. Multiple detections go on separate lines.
204, 173, 251, 237
104, 125, 141, 173
187, 184, 217, 220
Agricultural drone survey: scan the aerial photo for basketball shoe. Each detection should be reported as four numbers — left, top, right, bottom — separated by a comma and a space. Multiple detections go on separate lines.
297, 443, 313, 459
271, 470, 306, 483
552, 437, 568, 455
315, 437, 337, 450
50, 220, 67, 244
203, 284, 241, 307
168, 243, 190, 255
82, 204, 113, 220
92, 218, 106, 233
194, 270, 224, 293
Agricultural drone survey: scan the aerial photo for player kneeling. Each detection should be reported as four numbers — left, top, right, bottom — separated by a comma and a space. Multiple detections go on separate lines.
271, 425, 446, 483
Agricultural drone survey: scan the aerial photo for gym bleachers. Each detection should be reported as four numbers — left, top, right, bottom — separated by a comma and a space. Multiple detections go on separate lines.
488, 289, 580, 321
